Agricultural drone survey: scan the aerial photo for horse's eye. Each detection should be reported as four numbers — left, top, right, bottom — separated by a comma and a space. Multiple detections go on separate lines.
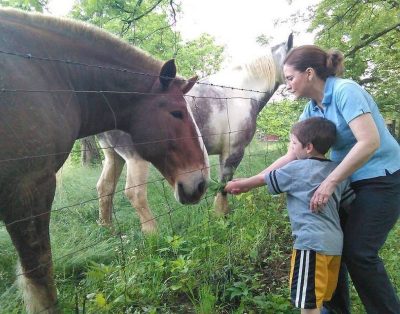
170, 111, 184, 120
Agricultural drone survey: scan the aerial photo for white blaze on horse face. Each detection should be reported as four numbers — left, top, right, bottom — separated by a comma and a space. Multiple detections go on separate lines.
188, 102, 210, 173
173, 100, 210, 203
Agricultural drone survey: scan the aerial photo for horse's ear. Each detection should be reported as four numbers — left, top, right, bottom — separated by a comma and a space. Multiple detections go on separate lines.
181, 75, 198, 94
159, 59, 177, 89
287, 33, 294, 51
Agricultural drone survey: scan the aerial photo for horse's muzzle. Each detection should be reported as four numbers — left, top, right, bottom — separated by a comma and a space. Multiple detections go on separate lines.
177, 179, 207, 204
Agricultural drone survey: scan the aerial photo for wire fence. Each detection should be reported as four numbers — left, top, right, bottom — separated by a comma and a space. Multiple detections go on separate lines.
1, 16, 399, 313
0, 46, 297, 312
0, 46, 290, 226
4, 44, 398, 313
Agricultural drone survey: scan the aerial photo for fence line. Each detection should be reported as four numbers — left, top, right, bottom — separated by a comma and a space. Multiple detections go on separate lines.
12, 190, 223, 278
0, 49, 274, 95
0, 144, 283, 229
0, 49, 291, 311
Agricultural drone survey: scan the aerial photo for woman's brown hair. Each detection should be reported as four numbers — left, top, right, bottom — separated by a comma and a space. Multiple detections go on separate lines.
284, 45, 344, 80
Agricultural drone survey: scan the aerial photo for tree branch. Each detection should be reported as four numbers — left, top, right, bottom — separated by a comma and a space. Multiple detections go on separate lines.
325, 0, 359, 32
358, 77, 379, 85
131, 0, 164, 21
113, 0, 163, 21
345, 22, 400, 57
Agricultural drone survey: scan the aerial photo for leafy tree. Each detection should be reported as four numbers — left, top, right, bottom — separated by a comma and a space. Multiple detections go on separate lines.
271, 1, 399, 139
309, 0, 400, 137
176, 33, 224, 78
257, 98, 305, 141
70, 0, 224, 77
71, 0, 178, 59
0, 0, 47, 12
256, 34, 272, 47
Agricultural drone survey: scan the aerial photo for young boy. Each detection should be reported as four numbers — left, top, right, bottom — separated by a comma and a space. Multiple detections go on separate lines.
225, 117, 355, 314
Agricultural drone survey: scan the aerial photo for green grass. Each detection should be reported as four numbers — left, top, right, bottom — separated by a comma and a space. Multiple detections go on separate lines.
0, 140, 398, 313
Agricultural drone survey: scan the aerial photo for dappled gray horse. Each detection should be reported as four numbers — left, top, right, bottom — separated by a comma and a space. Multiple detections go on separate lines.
97, 34, 293, 232
0, 8, 208, 313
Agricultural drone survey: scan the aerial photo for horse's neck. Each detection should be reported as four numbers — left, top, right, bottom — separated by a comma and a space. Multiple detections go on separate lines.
76, 89, 148, 139
3, 11, 162, 90
1, 11, 163, 145
77, 101, 117, 139
63, 52, 158, 139
46, 26, 160, 138
256, 82, 281, 113
208, 61, 277, 100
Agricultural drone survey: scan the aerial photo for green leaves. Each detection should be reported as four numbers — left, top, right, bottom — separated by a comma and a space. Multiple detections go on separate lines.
176, 33, 224, 78
70, 0, 224, 77
310, 0, 400, 122
257, 99, 305, 142
207, 178, 226, 194
0, 0, 47, 12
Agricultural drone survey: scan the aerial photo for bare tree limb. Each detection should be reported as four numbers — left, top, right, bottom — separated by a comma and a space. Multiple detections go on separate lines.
345, 22, 400, 57
358, 77, 379, 85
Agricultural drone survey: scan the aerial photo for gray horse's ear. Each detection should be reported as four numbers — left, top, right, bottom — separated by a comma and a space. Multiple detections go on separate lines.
287, 33, 294, 51
181, 75, 198, 94
159, 59, 177, 89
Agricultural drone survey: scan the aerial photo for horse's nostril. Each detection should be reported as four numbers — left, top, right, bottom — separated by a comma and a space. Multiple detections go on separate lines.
197, 180, 206, 194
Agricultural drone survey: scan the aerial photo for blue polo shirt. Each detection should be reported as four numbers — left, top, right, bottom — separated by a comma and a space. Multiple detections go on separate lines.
300, 76, 400, 182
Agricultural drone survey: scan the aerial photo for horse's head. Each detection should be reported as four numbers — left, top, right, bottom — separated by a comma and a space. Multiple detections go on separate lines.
128, 60, 209, 204
271, 33, 294, 83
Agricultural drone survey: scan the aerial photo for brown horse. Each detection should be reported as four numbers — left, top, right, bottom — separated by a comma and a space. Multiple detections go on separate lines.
96, 34, 293, 232
0, 8, 209, 313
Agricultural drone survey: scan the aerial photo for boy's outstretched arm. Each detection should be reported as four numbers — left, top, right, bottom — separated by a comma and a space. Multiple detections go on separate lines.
225, 173, 265, 195
226, 148, 297, 195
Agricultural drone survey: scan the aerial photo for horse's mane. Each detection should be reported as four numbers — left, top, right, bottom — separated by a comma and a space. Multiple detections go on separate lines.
239, 50, 277, 92
0, 8, 162, 71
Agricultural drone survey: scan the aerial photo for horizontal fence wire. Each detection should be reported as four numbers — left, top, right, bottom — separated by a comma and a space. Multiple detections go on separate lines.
11, 180, 270, 278
0, 49, 272, 95
0, 48, 291, 312
0, 145, 282, 229
1, 31, 398, 314
7, 146, 285, 271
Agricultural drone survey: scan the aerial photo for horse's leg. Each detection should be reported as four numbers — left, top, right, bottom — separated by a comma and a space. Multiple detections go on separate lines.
5, 173, 59, 314
96, 148, 125, 226
214, 149, 245, 215
125, 155, 156, 234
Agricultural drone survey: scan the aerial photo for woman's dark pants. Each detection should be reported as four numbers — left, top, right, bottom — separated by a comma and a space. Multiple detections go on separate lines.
323, 170, 400, 314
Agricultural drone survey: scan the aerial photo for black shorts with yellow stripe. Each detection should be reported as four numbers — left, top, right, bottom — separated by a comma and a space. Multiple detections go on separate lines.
289, 249, 341, 309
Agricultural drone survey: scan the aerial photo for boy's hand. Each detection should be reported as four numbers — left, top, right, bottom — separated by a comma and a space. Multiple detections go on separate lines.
225, 179, 249, 195
225, 174, 265, 195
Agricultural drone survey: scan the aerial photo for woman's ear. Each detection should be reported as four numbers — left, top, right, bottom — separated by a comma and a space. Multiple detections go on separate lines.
306, 67, 314, 81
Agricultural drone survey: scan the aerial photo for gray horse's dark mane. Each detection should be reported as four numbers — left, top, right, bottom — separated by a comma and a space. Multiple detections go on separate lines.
1, 8, 163, 71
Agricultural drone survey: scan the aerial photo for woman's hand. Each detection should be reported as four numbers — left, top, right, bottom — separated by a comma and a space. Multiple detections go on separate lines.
310, 113, 379, 213
310, 178, 337, 212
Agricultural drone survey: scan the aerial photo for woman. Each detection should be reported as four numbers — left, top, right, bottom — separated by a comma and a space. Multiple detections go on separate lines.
226, 45, 400, 313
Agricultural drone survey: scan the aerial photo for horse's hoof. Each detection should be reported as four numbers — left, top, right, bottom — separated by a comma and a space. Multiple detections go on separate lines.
141, 220, 157, 234
213, 194, 230, 215
97, 219, 112, 227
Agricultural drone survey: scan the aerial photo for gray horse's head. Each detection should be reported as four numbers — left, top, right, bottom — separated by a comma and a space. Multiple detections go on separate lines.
271, 33, 294, 83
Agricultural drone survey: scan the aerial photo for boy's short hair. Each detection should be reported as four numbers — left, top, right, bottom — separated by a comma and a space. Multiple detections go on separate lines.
291, 117, 336, 155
